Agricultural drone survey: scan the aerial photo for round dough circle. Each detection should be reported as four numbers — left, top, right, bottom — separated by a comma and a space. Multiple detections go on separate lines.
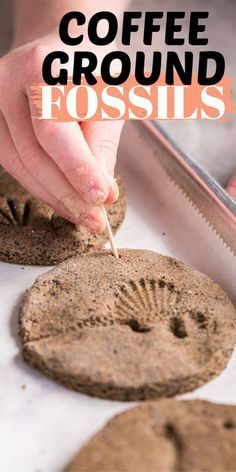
0, 167, 126, 265
20, 249, 236, 400
66, 400, 236, 472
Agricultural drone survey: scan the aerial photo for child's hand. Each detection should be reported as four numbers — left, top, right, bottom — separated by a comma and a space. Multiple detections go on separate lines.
0, 35, 124, 233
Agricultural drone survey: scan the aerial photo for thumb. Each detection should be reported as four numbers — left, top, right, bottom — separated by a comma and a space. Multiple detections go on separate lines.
82, 121, 124, 204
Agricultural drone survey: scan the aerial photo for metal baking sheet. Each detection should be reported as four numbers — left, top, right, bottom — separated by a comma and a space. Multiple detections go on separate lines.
1, 121, 236, 472
144, 121, 236, 255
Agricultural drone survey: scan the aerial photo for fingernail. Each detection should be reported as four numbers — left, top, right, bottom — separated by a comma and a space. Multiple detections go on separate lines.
79, 214, 106, 234
102, 169, 119, 197
110, 179, 119, 200
86, 185, 108, 205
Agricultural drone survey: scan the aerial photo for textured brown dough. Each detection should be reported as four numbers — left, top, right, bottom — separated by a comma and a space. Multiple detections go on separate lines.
19, 249, 236, 400
66, 400, 236, 472
0, 167, 126, 265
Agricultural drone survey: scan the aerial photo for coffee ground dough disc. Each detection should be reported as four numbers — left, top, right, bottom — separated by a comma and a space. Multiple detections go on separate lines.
66, 400, 236, 472
20, 249, 236, 400
0, 167, 126, 265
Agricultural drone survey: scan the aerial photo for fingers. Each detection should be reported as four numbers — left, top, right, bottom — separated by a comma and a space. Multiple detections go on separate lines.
31, 118, 110, 206
82, 121, 125, 204
23, 43, 120, 206
1, 97, 106, 232
0, 43, 121, 235
226, 173, 236, 201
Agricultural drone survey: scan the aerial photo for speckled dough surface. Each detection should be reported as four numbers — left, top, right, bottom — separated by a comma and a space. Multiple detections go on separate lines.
20, 249, 236, 400
66, 400, 236, 472
0, 167, 126, 265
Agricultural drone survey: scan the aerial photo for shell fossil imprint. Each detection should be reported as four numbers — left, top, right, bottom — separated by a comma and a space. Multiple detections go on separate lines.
0, 197, 32, 226
0, 167, 126, 265
113, 277, 215, 339
19, 247, 236, 401
0, 169, 126, 235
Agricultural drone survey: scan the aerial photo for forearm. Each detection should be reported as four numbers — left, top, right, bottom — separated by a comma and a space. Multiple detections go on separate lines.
14, 0, 130, 47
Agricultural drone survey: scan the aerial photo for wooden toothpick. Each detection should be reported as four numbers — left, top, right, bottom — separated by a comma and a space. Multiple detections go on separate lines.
101, 205, 119, 259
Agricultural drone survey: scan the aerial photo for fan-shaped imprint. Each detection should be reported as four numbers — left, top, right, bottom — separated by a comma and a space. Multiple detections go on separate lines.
19, 249, 236, 400
113, 278, 217, 341
114, 278, 182, 326
0, 168, 126, 265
